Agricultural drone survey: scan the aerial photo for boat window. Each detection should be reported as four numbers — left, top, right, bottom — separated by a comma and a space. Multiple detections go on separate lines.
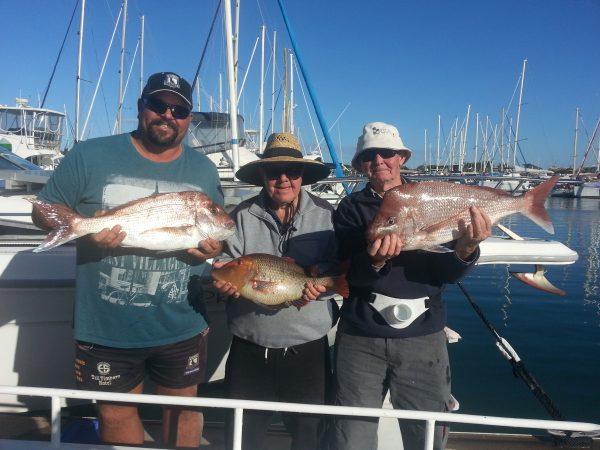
186, 112, 244, 152
0, 110, 24, 133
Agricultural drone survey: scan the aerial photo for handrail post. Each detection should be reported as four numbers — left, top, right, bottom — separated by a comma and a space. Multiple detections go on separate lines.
51, 395, 62, 448
424, 419, 435, 450
233, 407, 244, 450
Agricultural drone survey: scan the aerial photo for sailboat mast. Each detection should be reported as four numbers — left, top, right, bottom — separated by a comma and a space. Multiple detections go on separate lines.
436, 114, 440, 173
259, 25, 265, 151
75, 0, 86, 143
271, 30, 276, 135
572, 108, 579, 175
513, 58, 527, 169
139, 15, 144, 96
289, 51, 294, 134
117, 0, 128, 134
223, 0, 240, 175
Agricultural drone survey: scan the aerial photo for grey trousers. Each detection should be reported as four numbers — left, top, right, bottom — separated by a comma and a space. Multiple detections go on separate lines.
330, 329, 451, 450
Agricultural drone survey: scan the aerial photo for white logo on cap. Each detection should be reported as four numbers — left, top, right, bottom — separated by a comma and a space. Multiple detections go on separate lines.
164, 74, 180, 89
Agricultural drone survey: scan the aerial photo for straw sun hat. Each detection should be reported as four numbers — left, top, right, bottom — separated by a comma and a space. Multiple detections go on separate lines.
235, 132, 331, 186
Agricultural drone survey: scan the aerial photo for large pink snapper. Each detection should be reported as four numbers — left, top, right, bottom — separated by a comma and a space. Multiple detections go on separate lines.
367, 176, 559, 251
30, 191, 235, 252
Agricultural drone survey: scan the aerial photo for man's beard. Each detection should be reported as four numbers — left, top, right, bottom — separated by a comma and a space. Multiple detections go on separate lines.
146, 120, 179, 148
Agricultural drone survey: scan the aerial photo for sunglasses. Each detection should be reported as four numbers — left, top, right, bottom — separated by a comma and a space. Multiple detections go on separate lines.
142, 97, 191, 120
262, 165, 304, 180
359, 148, 398, 163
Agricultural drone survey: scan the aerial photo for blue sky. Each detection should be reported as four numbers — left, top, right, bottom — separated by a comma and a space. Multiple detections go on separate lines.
2, 0, 599, 169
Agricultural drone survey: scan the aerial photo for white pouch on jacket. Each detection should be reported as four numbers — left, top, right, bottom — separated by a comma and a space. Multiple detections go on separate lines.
370, 293, 430, 329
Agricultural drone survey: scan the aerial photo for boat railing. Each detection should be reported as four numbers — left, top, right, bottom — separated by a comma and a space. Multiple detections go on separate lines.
1, 385, 598, 450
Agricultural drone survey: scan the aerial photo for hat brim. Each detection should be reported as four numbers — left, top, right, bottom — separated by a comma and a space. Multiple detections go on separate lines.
235, 156, 331, 186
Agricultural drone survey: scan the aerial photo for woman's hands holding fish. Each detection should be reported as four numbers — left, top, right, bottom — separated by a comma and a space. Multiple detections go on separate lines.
286, 258, 326, 305
455, 206, 492, 260
211, 260, 241, 298
368, 234, 404, 269
187, 239, 223, 263
302, 282, 326, 302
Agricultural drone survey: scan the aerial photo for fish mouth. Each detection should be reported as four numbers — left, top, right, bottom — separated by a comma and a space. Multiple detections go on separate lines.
367, 225, 390, 241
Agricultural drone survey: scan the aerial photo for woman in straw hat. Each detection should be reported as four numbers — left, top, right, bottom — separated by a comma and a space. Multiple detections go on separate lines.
213, 132, 337, 450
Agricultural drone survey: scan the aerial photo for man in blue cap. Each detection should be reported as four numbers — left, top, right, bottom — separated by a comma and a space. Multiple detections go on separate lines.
32, 72, 223, 447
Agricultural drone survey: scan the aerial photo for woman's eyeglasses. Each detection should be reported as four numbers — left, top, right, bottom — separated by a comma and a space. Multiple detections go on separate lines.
142, 97, 191, 120
359, 148, 398, 163
263, 165, 303, 180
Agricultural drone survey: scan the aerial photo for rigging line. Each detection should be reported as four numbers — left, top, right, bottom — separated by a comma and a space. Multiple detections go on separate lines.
41, 0, 80, 108
191, 0, 221, 94
456, 282, 567, 421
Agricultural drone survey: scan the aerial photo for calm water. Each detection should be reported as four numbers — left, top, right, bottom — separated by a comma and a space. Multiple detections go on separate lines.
448, 197, 600, 426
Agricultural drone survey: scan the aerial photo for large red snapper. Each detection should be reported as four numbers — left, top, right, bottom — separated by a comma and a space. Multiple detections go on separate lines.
30, 191, 235, 252
211, 253, 349, 308
367, 175, 559, 251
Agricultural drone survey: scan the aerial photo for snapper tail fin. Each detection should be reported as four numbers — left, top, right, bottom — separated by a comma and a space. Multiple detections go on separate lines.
320, 273, 350, 299
29, 198, 82, 252
522, 175, 559, 234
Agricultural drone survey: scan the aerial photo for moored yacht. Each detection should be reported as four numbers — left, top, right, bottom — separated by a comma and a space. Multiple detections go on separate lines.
0, 99, 65, 170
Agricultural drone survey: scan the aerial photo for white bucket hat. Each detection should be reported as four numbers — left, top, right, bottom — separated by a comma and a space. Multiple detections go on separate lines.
351, 122, 412, 170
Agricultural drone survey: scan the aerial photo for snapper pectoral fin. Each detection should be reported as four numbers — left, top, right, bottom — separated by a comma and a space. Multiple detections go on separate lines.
251, 279, 279, 294
140, 225, 195, 236
423, 244, 454, 254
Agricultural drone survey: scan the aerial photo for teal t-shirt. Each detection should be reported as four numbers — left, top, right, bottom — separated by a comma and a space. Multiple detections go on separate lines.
38, 132, 223, 348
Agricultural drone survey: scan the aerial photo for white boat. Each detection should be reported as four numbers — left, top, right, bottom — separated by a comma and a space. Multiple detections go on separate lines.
477, 173, 533, 193
573, 179, 600, 198
0, 99, 65, 170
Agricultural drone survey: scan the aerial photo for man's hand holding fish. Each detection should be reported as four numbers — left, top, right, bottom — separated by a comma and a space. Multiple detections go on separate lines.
88, 209, 126, 249
455, 205, 493, 260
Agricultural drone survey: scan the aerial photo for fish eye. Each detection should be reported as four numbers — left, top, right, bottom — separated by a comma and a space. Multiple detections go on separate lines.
386, 217, 396, 226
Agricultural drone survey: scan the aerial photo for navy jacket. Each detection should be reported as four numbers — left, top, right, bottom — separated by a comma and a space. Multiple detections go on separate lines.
333, 182, 479, 338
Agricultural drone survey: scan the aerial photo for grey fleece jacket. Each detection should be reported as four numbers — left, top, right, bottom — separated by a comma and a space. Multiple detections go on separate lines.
219, 188, 339, 347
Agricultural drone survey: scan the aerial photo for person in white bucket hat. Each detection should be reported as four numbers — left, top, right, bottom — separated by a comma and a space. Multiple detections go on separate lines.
351, 121, 412, 171
330, 122, 492, 450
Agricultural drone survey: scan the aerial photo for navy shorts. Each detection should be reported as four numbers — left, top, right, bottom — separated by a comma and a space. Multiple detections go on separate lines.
74, 330, 208, 392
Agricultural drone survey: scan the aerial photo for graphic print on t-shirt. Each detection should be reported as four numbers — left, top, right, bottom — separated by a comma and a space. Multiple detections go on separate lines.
96, 176, 203, 308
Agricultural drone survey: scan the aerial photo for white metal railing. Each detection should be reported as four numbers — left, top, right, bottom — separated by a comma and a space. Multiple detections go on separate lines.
1, 385, 599, 450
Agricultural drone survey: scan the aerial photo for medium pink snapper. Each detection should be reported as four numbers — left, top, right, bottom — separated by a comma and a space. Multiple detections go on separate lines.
367, 175, 559, 251
30, 191, 235, 252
